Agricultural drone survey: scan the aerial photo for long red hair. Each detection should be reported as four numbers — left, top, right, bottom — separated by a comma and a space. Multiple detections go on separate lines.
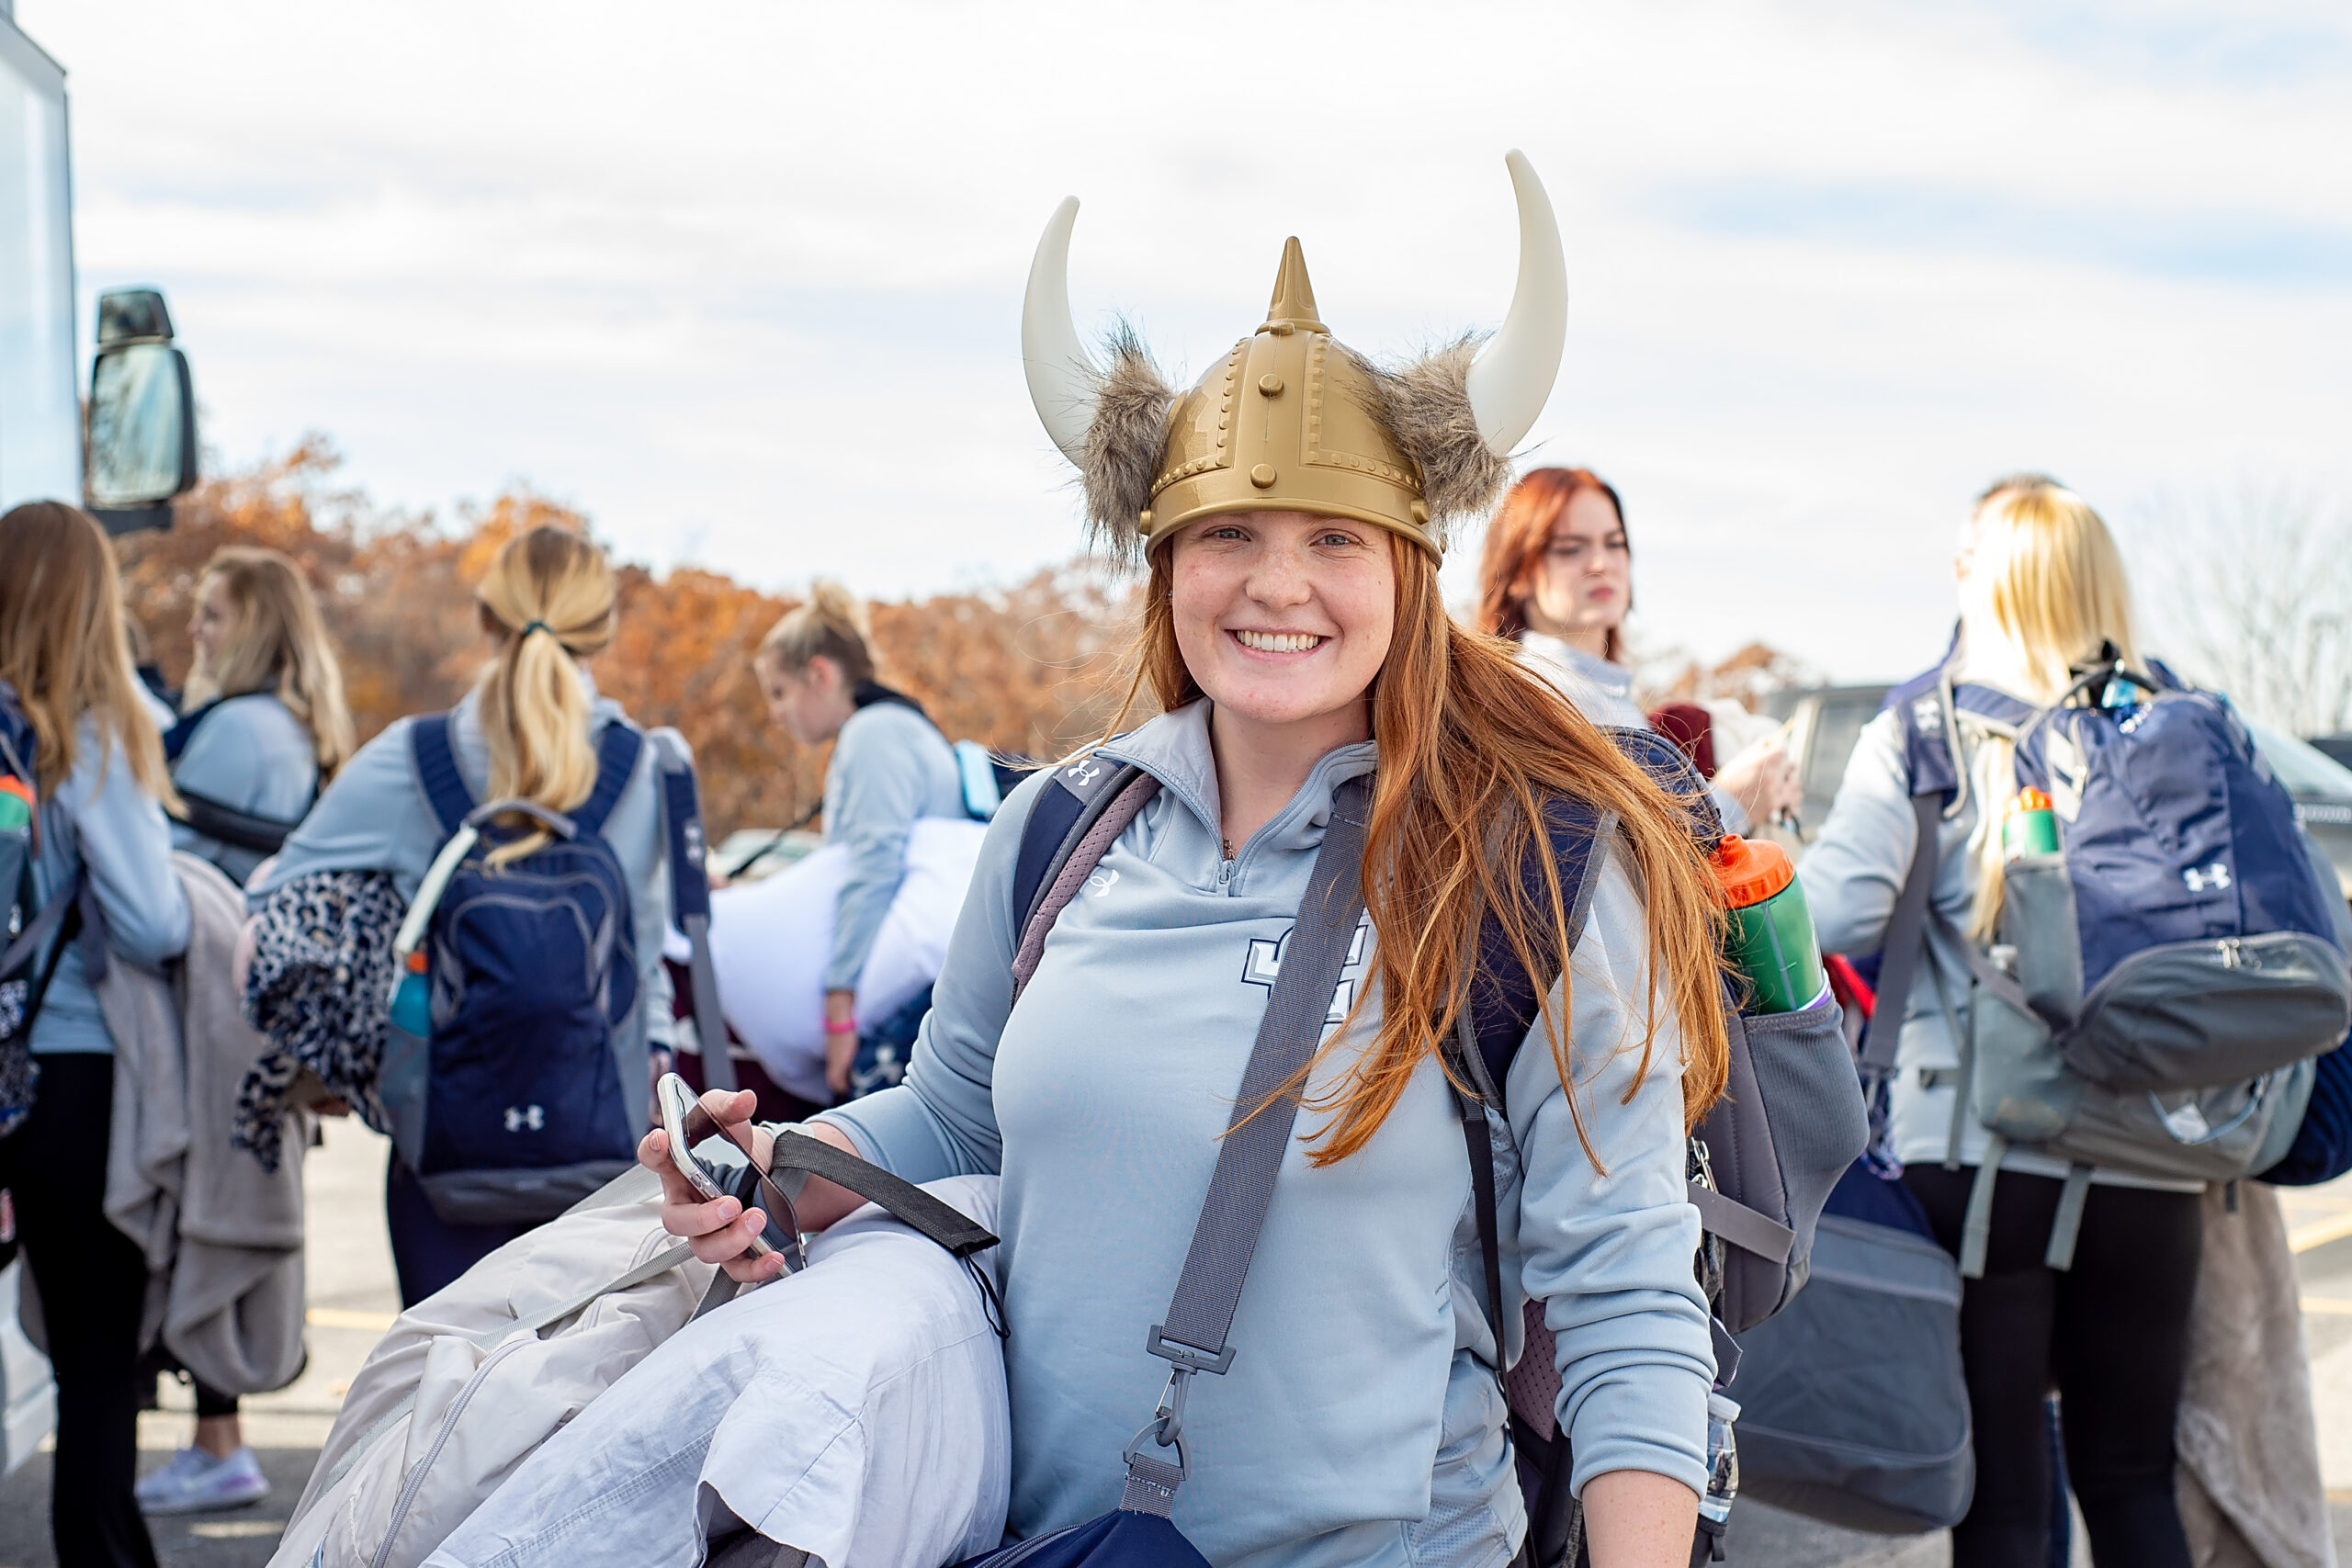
1476, 468, 1629, 661
1113, 535, 1727, 1167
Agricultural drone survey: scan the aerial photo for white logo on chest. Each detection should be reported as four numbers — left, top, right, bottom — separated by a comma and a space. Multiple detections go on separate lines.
1242, 918, 1369, 1034
504, 1104, 546, 1134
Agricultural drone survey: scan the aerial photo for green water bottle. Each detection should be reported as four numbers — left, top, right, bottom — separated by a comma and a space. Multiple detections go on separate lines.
2001, 788, 2060, 860
1713, 835, 1826, 1013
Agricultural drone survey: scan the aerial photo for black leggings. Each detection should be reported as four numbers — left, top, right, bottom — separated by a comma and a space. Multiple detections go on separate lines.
1905, 1164, 2201, 1568
0, 1055, 160, 1568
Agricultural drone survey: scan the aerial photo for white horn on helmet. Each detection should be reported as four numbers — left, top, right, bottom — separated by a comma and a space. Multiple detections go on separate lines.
1463, 150, 1567, 456
1021, 196, 1100, 466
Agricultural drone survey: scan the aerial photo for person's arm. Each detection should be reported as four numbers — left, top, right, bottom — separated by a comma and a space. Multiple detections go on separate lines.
1508, 857, 1712, 1550
59, 728, 190, 967
643, 767, 1051, 1280
820, 712, 931, 997
248, 718, 437, 907
1792, 708, 1918, 958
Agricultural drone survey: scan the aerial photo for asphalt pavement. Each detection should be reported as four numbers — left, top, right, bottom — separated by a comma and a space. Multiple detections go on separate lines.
5, 1121, 2351, 1568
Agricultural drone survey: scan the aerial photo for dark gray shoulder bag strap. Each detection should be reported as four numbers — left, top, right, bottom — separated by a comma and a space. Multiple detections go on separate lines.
1117, 775, 1371, 1517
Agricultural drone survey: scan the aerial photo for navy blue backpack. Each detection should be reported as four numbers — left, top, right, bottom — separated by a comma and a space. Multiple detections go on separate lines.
377, 715, 646, 1224
1879, 656, 2352, 1265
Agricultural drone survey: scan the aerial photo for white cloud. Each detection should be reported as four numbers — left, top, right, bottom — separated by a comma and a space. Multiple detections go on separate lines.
19, 0, 2352, 682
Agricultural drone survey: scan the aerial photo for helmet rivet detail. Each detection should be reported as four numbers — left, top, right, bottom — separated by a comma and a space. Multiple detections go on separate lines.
1250, 464, 1277, 488
1139, 508, 1154, 532
1410, 500, 1430, 525
1258, 374, 1283, 397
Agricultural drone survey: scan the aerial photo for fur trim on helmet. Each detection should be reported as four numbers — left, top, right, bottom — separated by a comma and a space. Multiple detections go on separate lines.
1351, 335, 1513, 540
1080, 322, 1175, 565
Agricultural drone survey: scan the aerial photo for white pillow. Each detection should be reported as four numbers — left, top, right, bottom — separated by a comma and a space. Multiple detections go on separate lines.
707, 818, 989, 1102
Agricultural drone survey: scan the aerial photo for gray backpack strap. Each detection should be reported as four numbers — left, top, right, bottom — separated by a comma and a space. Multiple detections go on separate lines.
1012, 767, 1159, 999
1118, 776, 1372, 1517
1860, 793, 1944, 1079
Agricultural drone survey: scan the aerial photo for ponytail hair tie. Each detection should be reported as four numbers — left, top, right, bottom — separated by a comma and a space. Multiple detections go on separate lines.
518, 619, 553, 641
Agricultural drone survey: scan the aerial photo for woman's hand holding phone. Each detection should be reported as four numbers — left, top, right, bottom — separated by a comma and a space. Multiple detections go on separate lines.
636, 1086, 869, 1283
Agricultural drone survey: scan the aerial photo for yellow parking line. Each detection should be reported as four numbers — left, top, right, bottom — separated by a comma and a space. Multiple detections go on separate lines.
2289, 1211, 2352, 1253
306, 1307, 397, 1331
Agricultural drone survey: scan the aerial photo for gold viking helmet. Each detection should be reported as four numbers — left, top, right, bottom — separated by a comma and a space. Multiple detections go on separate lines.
1021, 151, 1568, 560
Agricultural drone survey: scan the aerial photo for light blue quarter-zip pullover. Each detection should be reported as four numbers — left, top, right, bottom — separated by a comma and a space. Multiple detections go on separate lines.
28, 715, 191, 1055
170, 693, 319, 884
820, 701, 1713, 1568
819, 697, 967, 992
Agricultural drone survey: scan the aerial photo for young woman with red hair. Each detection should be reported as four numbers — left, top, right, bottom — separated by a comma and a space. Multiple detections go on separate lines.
642, 162, 1736, 1567
1477, 468, 1799, 835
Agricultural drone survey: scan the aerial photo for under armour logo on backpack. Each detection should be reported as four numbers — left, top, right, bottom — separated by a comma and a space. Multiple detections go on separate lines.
1067, 760, 1102, 786
504, 1105, 546, 1133
2183, 863, 2233, 893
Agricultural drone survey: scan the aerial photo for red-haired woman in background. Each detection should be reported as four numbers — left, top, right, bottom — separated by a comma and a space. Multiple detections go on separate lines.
1476, 467, 1799, 834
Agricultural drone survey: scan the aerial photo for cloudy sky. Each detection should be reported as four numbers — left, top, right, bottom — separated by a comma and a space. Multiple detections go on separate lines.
20, 0, 2352, 681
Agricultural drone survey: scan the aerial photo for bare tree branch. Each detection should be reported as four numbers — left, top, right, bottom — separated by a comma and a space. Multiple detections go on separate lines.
2142, 482, 2352, 738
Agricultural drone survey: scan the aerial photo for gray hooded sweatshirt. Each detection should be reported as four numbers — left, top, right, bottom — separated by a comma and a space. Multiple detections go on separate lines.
820, 701, 1712, 1567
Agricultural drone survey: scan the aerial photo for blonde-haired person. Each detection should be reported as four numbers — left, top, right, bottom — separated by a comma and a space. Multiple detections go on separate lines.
164, 547, 353, 884
254, 526, 684, 1303
1798, 476, 2199, 1566
650, 188, 1725, 1565
0, 502, 192, 1568
131, 548, 352, 1512
752, 581, 965, 1100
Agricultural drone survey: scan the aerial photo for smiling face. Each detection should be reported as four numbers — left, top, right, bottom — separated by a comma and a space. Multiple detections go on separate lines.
1523, 486, 1631, 647
756, 652, 854, 747
1166, 510, 1396, 738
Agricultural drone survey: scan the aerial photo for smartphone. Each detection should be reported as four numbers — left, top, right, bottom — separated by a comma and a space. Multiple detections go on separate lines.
655, 1072, 797, 1265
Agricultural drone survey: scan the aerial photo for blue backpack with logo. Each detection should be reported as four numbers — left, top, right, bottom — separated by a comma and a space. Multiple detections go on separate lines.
377, 714, 646, 1224
1885, 655, 2352, 1272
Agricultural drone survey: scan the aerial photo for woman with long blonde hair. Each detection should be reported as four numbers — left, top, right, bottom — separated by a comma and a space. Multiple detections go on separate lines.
161, 547, 352, 884
131, 548, 352, 1511
646, 165, 1731, 1566
0, 502, 191, 1568
255, 526, 684, 1303
1799, 476, 2202, 1565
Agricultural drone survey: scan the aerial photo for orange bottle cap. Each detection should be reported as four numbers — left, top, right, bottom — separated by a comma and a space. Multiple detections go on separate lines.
406, 949, 428, 973
0, 776, 32, 802
2007, 787, 2052, 815
1711, 834, 1793, 908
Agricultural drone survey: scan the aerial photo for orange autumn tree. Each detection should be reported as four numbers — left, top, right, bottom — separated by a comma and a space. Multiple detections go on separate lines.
116, 441, 1141, 837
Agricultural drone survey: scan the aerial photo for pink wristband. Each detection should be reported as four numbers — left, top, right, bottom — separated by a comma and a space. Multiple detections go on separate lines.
822, 1019, 858, 1035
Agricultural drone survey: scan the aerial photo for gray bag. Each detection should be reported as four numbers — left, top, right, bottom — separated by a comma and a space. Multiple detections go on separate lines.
1727, 1215, 1973, 1534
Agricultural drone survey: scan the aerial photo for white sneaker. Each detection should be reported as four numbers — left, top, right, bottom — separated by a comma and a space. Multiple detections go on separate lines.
136, 1445, 270, 1514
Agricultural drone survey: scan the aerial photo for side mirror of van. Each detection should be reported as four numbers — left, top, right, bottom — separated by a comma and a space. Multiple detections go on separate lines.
85, 288, 196, 534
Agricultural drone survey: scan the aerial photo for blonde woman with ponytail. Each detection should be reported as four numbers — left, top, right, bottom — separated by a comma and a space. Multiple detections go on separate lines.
0, 502, 192, 1564
164, 547, 353, 886
752, 581, 966, 1102
256, 526, 685, 1303
1799, 477, 2206, 1566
